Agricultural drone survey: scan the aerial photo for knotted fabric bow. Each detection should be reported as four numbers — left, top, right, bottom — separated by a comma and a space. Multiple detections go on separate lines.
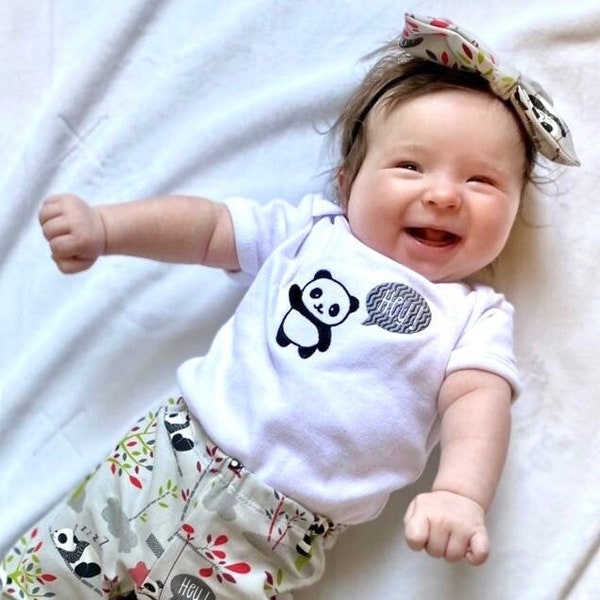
401, 14, 579, 166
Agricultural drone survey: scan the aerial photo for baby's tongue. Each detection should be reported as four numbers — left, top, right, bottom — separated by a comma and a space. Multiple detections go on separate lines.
412, 227, 457, 246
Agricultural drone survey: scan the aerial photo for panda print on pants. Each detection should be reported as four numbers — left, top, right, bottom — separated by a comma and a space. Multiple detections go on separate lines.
51, 528, 102, 579
164, 410, 195, 452
276, 270, 359, 358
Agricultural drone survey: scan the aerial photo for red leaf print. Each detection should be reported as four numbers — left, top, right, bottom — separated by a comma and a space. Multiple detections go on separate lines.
126, 441, 137, 447
226, 562, 251, 574
222, 573, 236, 584
214, 535, 228, 546
462, 43, 473, 60
199, 567, 213, 578
129, 475, 143, 489
213, 550, 226, 560
182, 523, 195, 536
430, 18, 451, 28
39, 573, 57, 583
111, 463, 117, 475
31, 528, 38, 538
34, 542, 43, 553
441, 51, 449, 65
128, 561, 151, 586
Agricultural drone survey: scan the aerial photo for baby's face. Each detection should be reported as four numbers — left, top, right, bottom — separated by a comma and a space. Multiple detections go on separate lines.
344, 88, 526, 282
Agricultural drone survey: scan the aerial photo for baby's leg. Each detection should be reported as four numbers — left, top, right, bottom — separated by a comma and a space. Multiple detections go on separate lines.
0, 516, 105, 599
1, 397, 337, 599
0, 398, 194, 599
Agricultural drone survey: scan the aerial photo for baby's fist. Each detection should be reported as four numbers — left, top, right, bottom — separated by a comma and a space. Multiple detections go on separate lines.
39, 194, 106, 274
403, 490, 489, 565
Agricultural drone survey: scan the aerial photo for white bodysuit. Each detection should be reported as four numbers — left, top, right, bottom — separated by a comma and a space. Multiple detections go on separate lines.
177, 194, 519, 525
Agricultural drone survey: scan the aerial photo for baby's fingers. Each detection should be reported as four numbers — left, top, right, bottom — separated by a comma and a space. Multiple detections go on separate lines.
465, 530, 489, 566
52, 254, 96, 274
40, 212, 71, 243
39, 194, 69, 226
403, 500, 430, 551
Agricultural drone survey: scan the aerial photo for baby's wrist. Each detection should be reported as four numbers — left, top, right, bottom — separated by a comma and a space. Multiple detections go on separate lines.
430, 487, 487, 513
94, 206, 110, 256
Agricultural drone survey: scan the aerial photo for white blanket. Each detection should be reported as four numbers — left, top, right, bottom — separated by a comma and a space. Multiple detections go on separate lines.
1, 2, 598, 598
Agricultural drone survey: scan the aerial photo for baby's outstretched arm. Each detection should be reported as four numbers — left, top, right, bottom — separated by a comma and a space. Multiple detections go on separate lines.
403, 369, 512, 565
39, 194, 239, 273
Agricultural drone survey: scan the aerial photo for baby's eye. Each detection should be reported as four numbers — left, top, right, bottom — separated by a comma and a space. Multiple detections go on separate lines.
468, 175, 497, 186
396, 161, 420, 172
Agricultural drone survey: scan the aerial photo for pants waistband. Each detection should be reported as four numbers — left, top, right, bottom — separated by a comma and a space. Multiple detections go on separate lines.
165, 399, 342, 542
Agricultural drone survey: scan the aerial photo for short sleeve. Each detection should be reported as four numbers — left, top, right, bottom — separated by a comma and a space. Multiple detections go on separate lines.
224, 194, 342, 284
446, 287, 521, 398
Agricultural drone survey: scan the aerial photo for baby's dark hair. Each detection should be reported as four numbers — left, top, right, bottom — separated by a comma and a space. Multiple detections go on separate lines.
331, 42, 538, 206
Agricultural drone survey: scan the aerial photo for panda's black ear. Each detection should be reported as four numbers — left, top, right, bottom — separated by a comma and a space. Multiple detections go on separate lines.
349, 296, 359, 313
314, 269, 332, 279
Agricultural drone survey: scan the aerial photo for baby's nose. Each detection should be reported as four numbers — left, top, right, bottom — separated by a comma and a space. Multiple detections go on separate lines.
422, 178, 462, 210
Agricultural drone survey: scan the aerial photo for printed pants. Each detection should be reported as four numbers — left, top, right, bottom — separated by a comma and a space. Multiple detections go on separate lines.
0, 398, 338, 599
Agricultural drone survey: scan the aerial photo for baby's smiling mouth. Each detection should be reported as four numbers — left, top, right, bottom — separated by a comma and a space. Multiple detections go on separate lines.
406, 227, 461, 248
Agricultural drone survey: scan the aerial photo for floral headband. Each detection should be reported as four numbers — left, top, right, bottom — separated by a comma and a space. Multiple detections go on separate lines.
352, 14, 579, 167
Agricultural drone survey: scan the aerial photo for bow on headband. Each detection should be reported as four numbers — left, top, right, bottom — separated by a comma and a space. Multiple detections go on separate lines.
400, 14, 579, 166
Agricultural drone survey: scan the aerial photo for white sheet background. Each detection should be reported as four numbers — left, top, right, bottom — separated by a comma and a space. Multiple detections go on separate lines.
1, 2, 598, 599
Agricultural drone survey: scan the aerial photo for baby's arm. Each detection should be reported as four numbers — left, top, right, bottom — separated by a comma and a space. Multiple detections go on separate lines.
403, 368, 511, 565
39, 194, 239, 273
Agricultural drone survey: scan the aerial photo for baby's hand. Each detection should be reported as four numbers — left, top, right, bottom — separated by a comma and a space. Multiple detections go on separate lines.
39, 194, 106, 274
403, 490, 489, 565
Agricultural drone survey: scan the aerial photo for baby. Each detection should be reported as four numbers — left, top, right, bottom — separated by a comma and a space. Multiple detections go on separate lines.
1, 13, 578, 600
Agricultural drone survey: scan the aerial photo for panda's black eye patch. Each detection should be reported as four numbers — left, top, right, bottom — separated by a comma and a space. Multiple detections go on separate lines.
329, 304, 340, 317
310, 288, 323, 299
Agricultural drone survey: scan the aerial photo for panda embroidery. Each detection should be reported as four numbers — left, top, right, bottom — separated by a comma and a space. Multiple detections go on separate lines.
276, 270, 359, 359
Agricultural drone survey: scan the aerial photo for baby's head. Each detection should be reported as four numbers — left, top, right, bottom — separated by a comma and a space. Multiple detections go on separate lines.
334, 54, 536, 206
330, 14, 578, 283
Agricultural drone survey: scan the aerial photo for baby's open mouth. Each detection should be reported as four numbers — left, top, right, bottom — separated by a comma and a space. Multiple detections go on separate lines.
406, 227, 461, 247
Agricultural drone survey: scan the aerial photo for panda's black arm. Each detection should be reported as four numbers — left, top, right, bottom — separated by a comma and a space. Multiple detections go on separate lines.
288, 284, 304, 309
317, 326, 331, 351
